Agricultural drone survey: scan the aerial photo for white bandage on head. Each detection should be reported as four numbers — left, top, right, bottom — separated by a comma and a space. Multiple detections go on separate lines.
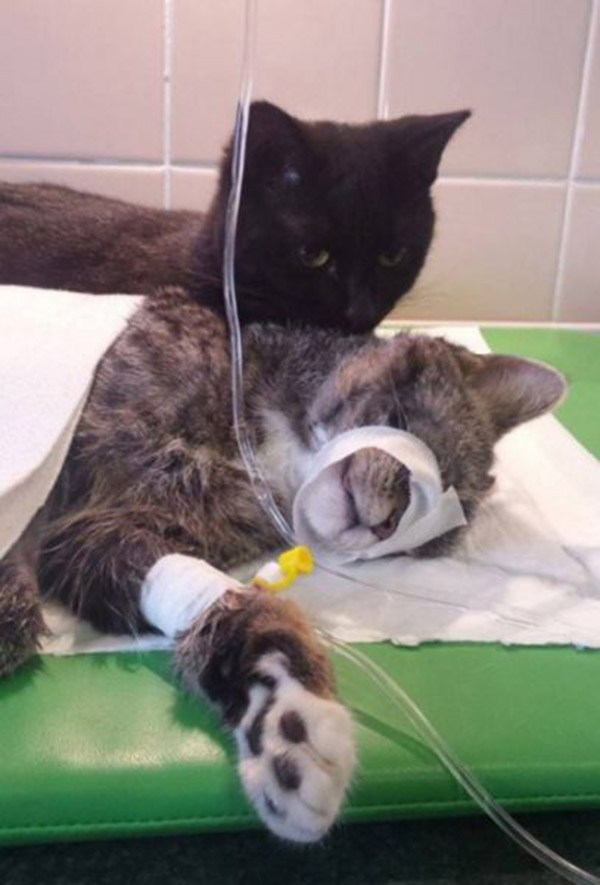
292, 426, 467, 565
140, 554, 241, 638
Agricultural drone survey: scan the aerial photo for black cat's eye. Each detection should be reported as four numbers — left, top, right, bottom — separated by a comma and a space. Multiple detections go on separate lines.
298, 246, 330, 269
378, 246, 408, 268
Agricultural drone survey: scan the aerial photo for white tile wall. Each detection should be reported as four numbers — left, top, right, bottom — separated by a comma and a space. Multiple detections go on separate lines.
0, 0, 164, 161
171, 0, 245, 164
577, 5, 600, 179
252, 0, 381, 123
170, 167, 218, 211
397, 180, 567, 321
0, 0, 598, 322
555, 185, 600, 321
385, 0, 590, 178
171, 0, 381, 164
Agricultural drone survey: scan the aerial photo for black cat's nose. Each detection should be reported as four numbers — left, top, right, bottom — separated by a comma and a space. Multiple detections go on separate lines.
343, 303, 378, 333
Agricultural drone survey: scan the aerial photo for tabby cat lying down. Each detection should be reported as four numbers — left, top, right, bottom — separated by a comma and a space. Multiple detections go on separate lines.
0, 289, 565, 841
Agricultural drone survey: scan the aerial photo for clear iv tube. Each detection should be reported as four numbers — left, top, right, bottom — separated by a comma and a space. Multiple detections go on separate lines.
222, 2, 600, 882
328, 638, 600, 885
222, 0, 294, 546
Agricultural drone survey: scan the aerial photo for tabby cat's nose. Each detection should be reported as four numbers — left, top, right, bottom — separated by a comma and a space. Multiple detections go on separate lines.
373, 512, 402, 541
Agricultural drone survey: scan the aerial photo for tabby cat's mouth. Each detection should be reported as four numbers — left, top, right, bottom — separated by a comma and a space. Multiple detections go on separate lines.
340, 458, 409, 543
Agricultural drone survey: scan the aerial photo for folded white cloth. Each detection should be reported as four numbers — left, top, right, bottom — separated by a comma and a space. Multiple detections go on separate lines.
1, 287, 598, 652
0, 286, 141, 559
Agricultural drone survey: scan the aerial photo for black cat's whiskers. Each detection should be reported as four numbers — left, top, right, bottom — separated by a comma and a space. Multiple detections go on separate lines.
232, 283, 273, 306
186, 267, 223, 287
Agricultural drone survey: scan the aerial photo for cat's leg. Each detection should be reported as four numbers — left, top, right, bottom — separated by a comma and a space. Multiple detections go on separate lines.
38, 506, 175, 634
176, 588, 356, 843
0, 552, 45, 677
41, 508, 355, 841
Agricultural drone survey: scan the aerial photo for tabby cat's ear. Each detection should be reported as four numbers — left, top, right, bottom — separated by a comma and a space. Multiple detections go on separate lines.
243, 101, 309, 186
466, 354, 566, 438
391, 110, 471, 186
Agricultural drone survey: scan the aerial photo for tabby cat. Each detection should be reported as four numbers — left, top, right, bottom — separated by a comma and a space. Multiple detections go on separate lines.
0, 101, 469, 332
0, 288, 565, 841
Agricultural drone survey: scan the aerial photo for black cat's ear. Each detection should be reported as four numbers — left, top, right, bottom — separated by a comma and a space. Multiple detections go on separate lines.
243, 101, 309, 188
466, 354, 566, 438
391, 110, 471, 186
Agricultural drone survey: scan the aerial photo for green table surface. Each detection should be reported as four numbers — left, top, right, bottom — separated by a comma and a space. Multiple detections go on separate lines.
1, 327, 599, 846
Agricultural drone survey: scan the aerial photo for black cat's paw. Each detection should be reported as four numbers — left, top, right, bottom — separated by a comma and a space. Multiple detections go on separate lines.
235, 652, 355, 842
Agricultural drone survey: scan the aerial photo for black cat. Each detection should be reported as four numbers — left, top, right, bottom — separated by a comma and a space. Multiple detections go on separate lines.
0, 101, 469, 332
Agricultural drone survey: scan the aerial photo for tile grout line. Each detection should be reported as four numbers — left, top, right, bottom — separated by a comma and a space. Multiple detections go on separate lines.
437, 174, 568, 187
0, 156, 165, 167
551, 0, 598, 322
0, 155, 219, 171
163, 0, 174, 209
4, 155, 598, 187
376, 0, 392, 120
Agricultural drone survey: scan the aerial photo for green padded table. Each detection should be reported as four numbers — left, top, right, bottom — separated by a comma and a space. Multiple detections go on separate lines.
1, 327, 599, 846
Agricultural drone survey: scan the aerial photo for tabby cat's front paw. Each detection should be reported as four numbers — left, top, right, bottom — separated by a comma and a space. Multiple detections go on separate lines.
235, 652, 355, 843
0, 567, 44, 678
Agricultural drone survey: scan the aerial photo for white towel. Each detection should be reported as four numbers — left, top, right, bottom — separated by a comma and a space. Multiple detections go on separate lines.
0, 288, 598, 652
0, 286, 141, 559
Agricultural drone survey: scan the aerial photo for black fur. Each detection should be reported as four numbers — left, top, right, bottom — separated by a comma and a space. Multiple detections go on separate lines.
0, 102, 470, 332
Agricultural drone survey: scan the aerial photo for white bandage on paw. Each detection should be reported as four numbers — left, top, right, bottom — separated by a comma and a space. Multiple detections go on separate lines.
140, 554, 241, 638
293, 426, 467, 564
